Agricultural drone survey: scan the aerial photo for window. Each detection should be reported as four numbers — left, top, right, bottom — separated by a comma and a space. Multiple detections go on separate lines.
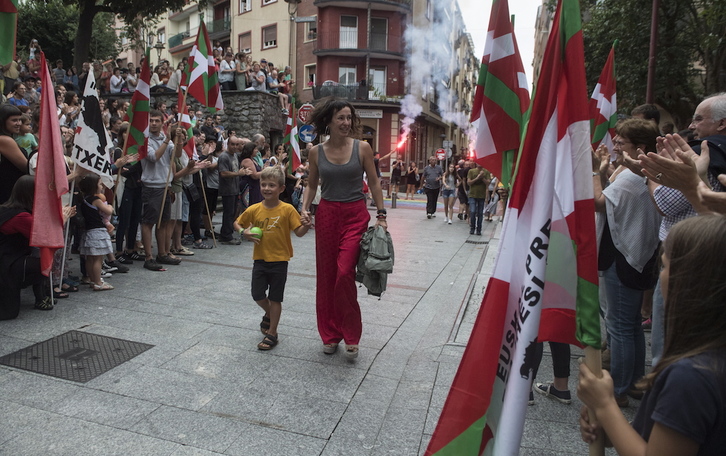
305, 17, 317, 42
239, 0, 251, 13
339, 65, 356, 85
340, 16, 357, 49
305, 64, 316, 88
262, 24, 277, 49
370, 18, 387, 51
262, 0, 276, 4
368, 68, 386, 99
238, 32, 251, 54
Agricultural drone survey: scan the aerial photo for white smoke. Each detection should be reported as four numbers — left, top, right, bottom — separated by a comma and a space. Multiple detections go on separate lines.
400, 2, 474, 144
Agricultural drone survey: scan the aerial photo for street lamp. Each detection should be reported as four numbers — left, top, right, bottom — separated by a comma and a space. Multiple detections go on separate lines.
153, 36, 165, 63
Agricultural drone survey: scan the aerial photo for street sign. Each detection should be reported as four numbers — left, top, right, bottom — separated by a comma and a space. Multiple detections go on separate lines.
294, 16, 317, 23
298, 103, 314, 124
442, 140, 453, 148
298, 124, 317, 143
436, 148, 446, 160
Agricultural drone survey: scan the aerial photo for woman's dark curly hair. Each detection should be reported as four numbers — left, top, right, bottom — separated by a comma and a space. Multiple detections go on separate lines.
308, 97, 360, 137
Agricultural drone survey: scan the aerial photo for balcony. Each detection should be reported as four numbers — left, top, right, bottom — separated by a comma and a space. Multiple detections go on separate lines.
207, 17, 231, 40
312, 82, 401, 104
313, 0, 411, 12
168, 31, 190, 49
314, 30, 404, 60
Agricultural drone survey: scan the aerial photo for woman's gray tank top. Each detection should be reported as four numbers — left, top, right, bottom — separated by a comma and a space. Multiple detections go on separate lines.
318, 139, 364, 202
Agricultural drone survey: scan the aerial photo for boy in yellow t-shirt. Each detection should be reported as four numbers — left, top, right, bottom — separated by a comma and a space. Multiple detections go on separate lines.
234, 166, 311, 350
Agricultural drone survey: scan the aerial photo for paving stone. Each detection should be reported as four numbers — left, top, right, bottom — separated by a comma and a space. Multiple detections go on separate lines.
130, 405, 246, 453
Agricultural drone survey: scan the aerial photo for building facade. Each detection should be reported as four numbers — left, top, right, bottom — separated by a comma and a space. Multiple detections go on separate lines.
119, 0, 478, 178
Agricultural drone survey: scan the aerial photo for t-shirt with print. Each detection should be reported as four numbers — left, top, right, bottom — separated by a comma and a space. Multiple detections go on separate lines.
15, 133, 37, 156
217, 151, 239, 196
235, 201, 301, 262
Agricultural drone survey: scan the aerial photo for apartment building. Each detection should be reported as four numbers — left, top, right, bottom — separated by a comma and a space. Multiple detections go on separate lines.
118, 0, 477, 171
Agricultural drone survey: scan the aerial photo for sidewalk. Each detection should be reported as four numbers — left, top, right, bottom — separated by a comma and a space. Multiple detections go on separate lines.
0, 196, 637, 455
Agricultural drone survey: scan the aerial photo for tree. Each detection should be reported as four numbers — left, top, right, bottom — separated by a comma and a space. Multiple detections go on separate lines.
17, 0, 120, 68
67, 0, 207, 70
582, 0, 700, 127
684, 0, 726, 95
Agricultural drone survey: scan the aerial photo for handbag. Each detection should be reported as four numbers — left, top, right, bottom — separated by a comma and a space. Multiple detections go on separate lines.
183, 183, 201, 203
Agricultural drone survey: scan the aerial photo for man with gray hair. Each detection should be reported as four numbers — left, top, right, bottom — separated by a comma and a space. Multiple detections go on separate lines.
637, 92, 726, 365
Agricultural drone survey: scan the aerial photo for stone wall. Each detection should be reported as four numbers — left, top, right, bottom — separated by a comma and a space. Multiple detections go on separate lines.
104, 90, 287, 144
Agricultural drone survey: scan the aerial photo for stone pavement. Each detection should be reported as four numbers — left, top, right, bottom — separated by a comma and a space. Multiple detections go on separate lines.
0, 195, 644, 455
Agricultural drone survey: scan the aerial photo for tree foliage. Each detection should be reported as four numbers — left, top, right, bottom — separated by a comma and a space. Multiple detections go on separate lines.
63, 0, 207, 70
582, 0, 701, 128
16, 0, 119, 67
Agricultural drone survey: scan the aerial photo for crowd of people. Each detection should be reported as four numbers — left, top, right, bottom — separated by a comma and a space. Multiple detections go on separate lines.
0, 49, 311, 321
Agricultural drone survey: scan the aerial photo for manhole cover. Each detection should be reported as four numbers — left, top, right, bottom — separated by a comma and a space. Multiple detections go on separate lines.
0, 330, 154, 383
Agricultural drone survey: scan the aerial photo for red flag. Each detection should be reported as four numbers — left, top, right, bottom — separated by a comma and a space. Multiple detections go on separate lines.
177, 88, 195, 159
426, 0, 599, 454
589, 42, 617, 151
125, 48, 151, 159
31, 52, 70, 276
187, 22, 224, 112
470, 0, 530, 187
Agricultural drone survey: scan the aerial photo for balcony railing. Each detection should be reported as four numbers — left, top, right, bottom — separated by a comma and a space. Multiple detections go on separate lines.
207, 17, 231, 35
314, 30, 403, 55
168, 31, 190, 49
314, 0, 411, 9
312, 82, 400, 103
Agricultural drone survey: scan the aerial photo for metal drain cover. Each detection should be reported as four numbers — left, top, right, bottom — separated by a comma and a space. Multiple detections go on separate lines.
0, 330, 154, 383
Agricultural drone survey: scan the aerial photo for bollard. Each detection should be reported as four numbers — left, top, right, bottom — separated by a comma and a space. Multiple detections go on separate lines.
391, 190, 397, 208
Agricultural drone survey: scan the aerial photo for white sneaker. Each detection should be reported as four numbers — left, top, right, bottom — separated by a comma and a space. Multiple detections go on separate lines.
100, 271, 113, 279
448, 219, 452, 225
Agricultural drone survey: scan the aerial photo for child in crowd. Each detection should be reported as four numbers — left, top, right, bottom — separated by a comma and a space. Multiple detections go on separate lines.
578, 214, 726, 454
233, 166, 311, 350
78, 174, 115, 291
14, 114, 37, 156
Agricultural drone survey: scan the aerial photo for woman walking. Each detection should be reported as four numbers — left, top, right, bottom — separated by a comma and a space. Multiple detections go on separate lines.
301, 98, 387, 360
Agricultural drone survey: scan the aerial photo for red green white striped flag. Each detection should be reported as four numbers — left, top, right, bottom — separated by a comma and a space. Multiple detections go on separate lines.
177, 88, 195, 159
125, 48, 151, 160
0, 0, 18, 65
187, 21, 223, 112
284, 103, 301, 175
425, 1, 600, 454
589, 43, 617, 150
470, 0, 530, 187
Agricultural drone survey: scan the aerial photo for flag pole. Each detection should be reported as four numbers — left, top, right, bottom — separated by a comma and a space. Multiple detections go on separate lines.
584, 346, 606, 455
111, 128, 133, 216
198, 173, 217, 247
57, 179, 75, 292
157, 89, 189, 227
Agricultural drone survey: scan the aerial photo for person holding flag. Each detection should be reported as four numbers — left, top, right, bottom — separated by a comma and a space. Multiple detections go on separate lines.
139, 111, 187, 270
579, 214, 726, 455
426, 0, 600, 453
0, 176, 74, 318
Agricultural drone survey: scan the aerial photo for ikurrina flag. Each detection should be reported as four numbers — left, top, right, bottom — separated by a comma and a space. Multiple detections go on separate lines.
0, 0, 18, 65
177, 88, 196, 159
187, 21, 223, 112
284, 102, 301, 175
425, 1, 600, 455
125, 48, 151, 160
72, 69, 115, 189
589, 42, 617, 152
470, 0, 530, 187
31, 52, 69, 276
